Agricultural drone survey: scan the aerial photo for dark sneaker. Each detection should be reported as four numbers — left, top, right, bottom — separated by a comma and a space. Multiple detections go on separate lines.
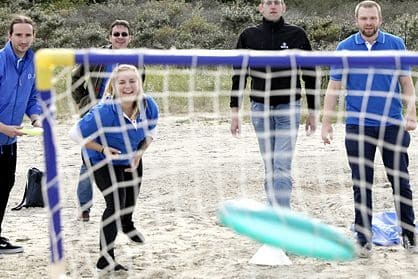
356, 241, 372, 258
80, 211, 90, 222
402, 234, 418, 254
0, 237, 24, 254
96, 263, 128, 272
123, 228, 145, 244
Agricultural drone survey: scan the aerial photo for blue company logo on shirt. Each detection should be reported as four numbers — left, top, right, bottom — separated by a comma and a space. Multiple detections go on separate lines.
280, 42, 289, 49
28, 73, 35, 79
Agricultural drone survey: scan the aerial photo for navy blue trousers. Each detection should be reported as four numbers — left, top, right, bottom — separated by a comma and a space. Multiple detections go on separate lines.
345, 125, 416, 243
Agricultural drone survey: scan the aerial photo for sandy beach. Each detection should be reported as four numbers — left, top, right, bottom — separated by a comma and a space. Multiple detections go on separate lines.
2, 116, 418, 278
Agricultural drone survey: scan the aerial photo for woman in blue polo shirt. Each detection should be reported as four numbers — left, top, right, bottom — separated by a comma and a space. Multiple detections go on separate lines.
69, 64, 159, 272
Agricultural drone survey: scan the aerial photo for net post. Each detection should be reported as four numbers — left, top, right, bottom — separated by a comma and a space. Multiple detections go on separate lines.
34, 49, 75, 278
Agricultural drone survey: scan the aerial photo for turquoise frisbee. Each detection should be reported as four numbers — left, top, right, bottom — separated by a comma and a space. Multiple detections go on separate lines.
218, 199, 355, 261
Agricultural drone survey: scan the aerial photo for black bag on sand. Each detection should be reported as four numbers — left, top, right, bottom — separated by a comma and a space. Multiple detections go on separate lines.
12, 167, 44, 210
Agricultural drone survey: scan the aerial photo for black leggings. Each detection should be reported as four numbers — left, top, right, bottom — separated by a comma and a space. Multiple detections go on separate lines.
0, 143, 17, 237
93, 160, 143, 265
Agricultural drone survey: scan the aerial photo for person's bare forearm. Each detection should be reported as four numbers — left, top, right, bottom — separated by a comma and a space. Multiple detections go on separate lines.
400, 76, 417, 130
322, 80, 341, 125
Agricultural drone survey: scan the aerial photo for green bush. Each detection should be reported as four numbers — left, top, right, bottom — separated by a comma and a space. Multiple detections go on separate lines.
0, 0, 417, 51
385, 13, 418, 50
221, 1, 259, 34
51, 22, 106, 48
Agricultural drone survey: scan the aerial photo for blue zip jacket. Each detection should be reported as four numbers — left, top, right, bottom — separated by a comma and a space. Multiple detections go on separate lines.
78, 94, 159, 166
0, 41, 41, 145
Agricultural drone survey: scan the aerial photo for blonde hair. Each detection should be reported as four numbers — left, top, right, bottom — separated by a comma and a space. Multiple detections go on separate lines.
103, 64, 143, 118
355, 1, 382, 18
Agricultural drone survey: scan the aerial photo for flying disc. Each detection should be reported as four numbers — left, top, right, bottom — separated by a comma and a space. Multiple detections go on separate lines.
21, 127, 43, 136
218, 199, 356, 261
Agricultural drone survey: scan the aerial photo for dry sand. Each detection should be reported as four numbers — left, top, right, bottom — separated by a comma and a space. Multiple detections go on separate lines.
2, 116, 418, 278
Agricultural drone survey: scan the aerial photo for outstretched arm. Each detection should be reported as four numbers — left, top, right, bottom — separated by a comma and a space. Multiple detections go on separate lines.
321, 80, 342, 144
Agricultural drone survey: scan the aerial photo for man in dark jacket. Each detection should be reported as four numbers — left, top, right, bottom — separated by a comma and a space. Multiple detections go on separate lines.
230, 0, 318, 208
0, 15, 41, 254
71, 19, 145, 222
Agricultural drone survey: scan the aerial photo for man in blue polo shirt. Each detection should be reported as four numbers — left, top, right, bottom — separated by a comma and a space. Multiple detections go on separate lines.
321, 0, 417, 257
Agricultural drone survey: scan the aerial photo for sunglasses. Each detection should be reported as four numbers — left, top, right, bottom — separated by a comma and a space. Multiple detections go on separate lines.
112, 32, 129, 37
264, 0, 283, 5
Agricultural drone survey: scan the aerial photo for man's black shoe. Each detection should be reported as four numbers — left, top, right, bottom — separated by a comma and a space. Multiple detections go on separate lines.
96, 262, 128, 272
123, 228, 145, 244
356, 240, 372, 258
402, 233, 418, 254
0, 237, 24, 254
80, 211, 90, 222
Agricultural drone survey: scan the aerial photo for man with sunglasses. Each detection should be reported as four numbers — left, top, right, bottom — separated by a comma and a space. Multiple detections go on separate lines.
71, 20, 145, 224
230, 0, 318, 208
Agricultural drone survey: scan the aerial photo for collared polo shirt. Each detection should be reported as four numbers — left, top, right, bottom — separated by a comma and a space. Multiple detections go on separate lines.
78, 94, 159, 166
330, 31, 409, 126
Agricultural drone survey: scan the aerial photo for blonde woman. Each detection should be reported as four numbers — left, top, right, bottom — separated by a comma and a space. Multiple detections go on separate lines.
69, 64, 159, 272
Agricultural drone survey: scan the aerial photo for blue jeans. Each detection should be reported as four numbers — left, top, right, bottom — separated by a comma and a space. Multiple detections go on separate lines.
345, 125, 416, 243
77, 162, 93, 212
251, 100, 301, 208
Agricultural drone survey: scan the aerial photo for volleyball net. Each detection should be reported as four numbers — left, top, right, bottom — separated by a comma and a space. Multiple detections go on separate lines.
34, 49, 418, 277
